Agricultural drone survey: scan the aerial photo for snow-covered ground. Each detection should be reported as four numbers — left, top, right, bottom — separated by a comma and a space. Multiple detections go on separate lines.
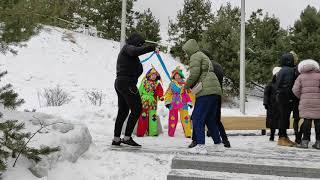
2, 27, 313, 180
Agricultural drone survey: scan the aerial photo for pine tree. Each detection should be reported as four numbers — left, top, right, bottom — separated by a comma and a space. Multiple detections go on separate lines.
246, 9, 292, 86
0, 71, 24, 109
291, 5, 320, 62
201, 4, 241, 96
0, 70, 59, 174
0, 0, 77, 54
134, 8, 161, 42
74, 0, 137, 41
168, 0, 213, 63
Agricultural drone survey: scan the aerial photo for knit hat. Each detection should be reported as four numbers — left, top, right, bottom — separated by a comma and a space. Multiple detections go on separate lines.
146, 66, 161, 81
171, 66, 185, 79
272, 67, 281, 75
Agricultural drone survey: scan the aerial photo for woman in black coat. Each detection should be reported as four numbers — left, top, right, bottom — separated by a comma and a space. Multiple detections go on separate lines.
274, 53, 296, 147
264, 74, 280, 141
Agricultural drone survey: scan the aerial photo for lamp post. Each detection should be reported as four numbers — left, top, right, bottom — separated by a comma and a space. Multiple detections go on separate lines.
240, 0, 246, 114
120, 0, 127, 48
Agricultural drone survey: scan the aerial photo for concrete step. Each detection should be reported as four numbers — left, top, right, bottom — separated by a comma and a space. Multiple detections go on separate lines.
167, 169, 312, 180
171, 156, 320, 179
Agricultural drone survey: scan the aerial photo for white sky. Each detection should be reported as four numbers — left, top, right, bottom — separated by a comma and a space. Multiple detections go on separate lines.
134, 0, 320, 41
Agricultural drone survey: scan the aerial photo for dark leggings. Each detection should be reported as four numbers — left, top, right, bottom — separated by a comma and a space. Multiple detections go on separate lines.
270, 129, 276, 137
114, 79, 142, 137
302, 119, 320, 141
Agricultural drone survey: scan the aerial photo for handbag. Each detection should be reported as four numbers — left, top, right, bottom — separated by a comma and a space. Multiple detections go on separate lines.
191, 58, 213, 94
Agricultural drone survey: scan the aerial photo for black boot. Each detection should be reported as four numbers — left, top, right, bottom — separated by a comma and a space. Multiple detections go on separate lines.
223, 140, 231, 148
206, 130, 211, 137
295, 132, 302, 144
121, 137, 141, 147
188, 140, 197, 148
312, 141, 320, 150
269, 136, 275, 141
112, 140, 121, 146
270, 129, 275, 141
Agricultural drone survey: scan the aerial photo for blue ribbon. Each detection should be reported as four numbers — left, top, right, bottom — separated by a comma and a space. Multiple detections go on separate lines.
140, 51, 172, 80
140, 52, 156, 63
155, 53, 171, 80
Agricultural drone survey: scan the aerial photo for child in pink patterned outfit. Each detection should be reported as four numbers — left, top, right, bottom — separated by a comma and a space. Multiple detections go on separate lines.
164, 67, 194, 137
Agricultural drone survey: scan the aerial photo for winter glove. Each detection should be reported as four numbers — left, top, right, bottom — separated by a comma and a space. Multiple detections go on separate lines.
188, 103, 193, 109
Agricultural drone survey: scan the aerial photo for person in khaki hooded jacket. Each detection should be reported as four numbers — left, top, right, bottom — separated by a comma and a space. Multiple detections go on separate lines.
182, 39, 222, 154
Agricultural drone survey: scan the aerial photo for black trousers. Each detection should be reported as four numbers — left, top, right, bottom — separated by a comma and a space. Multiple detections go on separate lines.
293, 118, 304, 140
302, 119, 320, 141
114, 78, 142, 137
270, 129, 276, 137
278, 99, 293, 138
216, 96, 228, 141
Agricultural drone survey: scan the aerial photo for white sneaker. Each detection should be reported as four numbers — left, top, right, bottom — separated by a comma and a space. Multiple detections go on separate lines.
213, 143, 225, 151
189, 144, 208, 155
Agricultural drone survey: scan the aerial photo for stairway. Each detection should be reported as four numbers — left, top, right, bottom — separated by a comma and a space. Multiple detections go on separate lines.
167, 153, 320, 180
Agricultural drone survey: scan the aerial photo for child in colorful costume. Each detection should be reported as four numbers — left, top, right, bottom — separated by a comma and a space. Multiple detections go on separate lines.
165, 67, 194, 137
137, 67, 164, 137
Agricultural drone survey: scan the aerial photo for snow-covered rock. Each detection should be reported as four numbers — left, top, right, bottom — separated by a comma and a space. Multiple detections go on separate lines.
1, 108, 92, 178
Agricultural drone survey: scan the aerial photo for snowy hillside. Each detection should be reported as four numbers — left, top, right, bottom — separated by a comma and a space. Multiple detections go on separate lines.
0, 26, 264, 116
0, 26, 183, 110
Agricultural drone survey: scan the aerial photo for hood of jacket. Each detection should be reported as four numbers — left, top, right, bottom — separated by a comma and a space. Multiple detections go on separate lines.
298, 59, 320, 73
280, 53, 295, 67
126, 33, 145, 47
182, 39, 200, 57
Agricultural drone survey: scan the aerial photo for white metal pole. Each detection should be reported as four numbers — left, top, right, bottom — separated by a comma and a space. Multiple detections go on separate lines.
120, 0, 127, 49
240, 0, 246, 114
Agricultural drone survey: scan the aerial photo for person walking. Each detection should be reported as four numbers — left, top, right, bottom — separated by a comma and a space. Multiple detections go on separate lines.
292, 59, 320, 149
274, 53, 296, 147
182, 39, 222, 154
112, 33, 156, 147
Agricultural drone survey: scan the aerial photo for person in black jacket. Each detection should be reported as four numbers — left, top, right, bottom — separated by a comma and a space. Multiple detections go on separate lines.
263, 67, 281, 141
290, 51, 303, 144
112, 33, 156, 147
197, 50, 231, 148
275, 53, 296, 147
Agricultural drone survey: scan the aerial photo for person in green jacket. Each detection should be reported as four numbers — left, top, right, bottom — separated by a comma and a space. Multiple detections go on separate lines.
182, 39, 222, 154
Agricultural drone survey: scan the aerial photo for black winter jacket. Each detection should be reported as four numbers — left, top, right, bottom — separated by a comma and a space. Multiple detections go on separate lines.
263, 75, 280, 128
212, 62, 224, 88
116, 33, 156, 82
275, 53, 295, 102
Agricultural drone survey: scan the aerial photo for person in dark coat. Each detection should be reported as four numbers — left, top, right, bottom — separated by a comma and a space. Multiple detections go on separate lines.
202, 50, 231, 148
274, 53, 296, 147
290, 51, 303, 144
112, 33, 156, 147
263, 67, 281, 141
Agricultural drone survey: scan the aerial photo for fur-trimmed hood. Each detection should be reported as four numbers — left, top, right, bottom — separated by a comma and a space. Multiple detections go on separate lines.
298, 59, 320, 74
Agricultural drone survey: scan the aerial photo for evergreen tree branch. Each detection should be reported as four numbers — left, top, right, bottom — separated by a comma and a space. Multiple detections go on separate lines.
12, 116, 68, 167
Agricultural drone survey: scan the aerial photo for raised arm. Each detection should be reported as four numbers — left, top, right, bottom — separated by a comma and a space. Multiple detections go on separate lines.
124, 45, 156, 57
